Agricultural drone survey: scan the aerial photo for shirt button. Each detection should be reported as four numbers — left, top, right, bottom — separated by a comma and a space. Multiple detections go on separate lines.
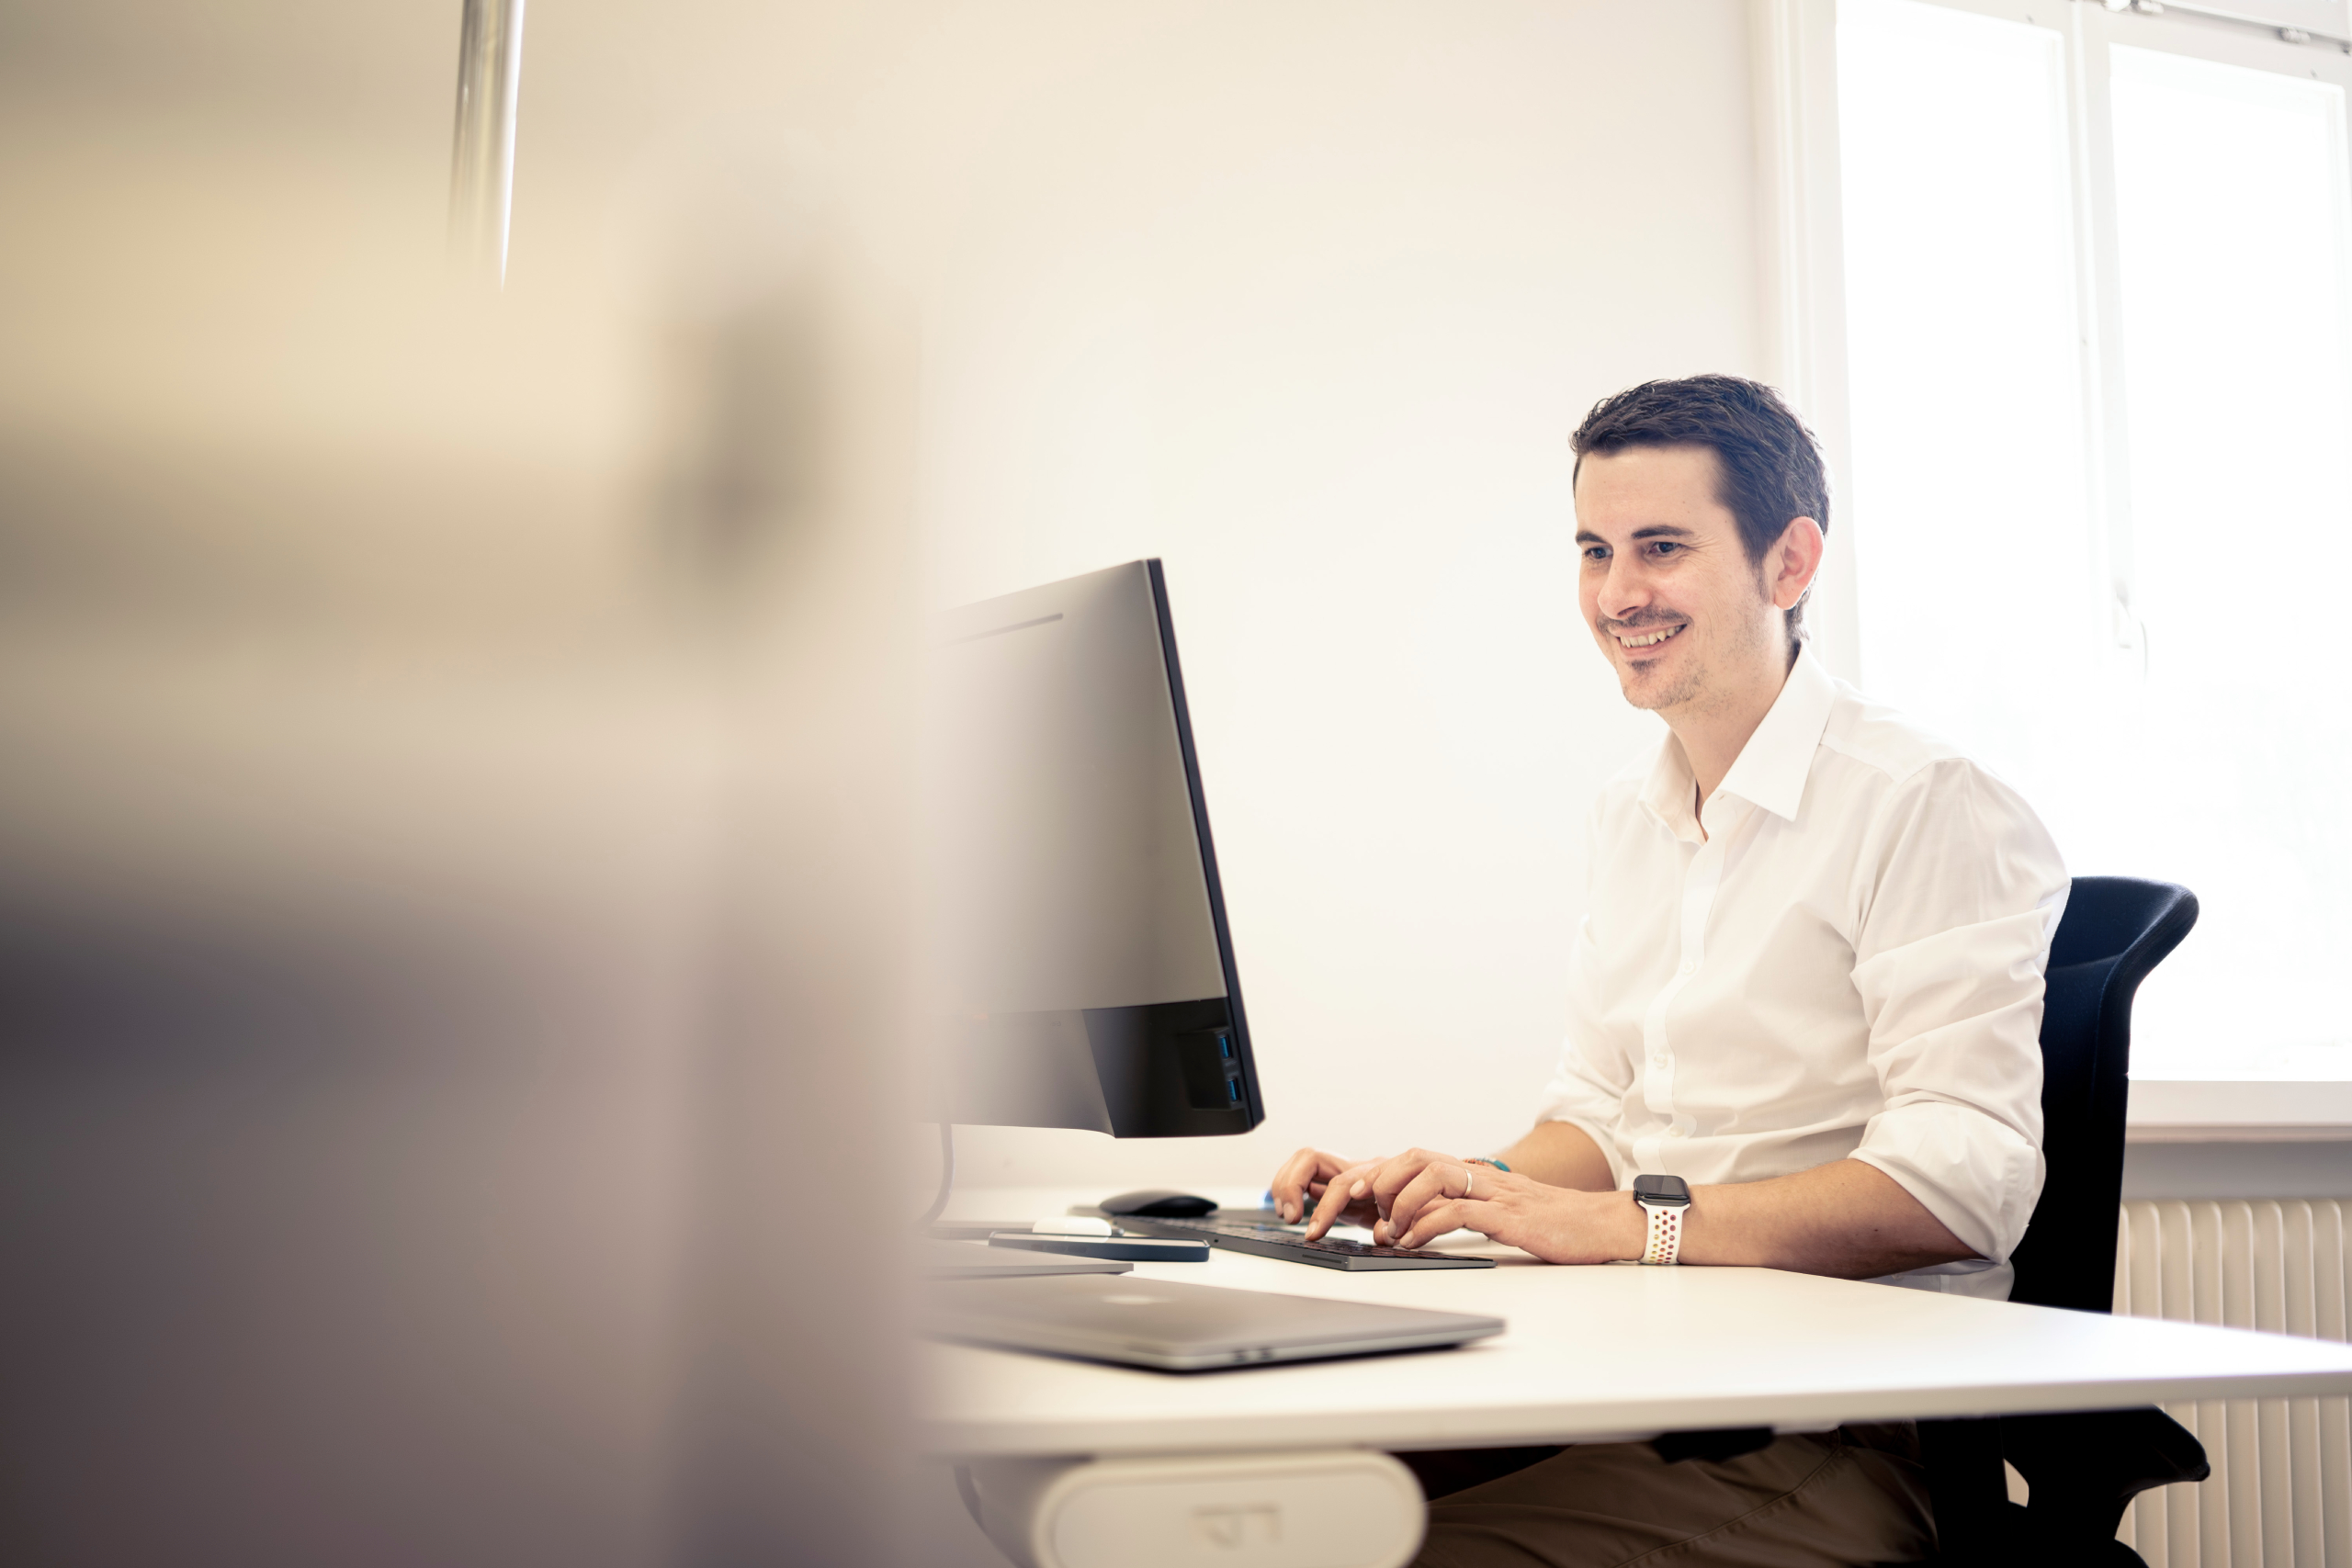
1679, 960, 1697, 977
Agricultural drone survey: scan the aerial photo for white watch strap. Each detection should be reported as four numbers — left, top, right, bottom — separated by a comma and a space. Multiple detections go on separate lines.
1639, 1201, 1684, 1266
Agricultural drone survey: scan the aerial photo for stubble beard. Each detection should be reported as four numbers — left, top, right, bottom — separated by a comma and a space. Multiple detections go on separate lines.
1613, 589, 1779, 718
1620, 647, 1702, 714
1607, 612, 1705, 714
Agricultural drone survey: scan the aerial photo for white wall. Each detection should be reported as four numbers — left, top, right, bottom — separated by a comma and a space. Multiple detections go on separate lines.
865, 1, 1769, 1192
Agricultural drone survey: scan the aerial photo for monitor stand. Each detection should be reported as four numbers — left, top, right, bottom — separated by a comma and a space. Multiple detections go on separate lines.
916, 1123, 1033, 1242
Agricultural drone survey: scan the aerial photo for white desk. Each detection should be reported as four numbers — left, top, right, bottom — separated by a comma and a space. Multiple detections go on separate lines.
922, 1190, 2352, 1460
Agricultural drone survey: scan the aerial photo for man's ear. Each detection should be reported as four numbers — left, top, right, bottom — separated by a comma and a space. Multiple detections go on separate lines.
1769, 516, 1826, 610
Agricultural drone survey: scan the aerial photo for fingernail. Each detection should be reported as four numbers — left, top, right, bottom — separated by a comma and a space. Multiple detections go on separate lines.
1351, 1180, 1366, 1198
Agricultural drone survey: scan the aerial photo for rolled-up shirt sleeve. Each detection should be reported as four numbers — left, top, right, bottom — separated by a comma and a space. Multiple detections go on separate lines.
1845, 759, 2069, 1266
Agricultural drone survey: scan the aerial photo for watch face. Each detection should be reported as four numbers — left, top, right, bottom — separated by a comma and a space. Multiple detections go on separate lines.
1632, 1173, 1691, 1206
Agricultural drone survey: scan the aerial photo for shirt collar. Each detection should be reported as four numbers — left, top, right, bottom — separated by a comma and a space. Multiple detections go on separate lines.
1714, 645, 1838, 823
1637, 731, 1704, 844
1636, 646, 1838, 841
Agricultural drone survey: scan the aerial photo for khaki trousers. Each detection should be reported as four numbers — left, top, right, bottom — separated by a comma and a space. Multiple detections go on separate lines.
1410, 1426, 1935, 1568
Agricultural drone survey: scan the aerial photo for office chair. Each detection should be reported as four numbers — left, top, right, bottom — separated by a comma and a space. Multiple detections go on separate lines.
1917, 876, 2207, 1566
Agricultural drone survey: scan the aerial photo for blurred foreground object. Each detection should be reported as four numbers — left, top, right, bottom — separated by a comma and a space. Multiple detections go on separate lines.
0, 6, 920, 1563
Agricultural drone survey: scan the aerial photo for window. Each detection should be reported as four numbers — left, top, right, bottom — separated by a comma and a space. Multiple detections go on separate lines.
1825, 0, 2352, 1079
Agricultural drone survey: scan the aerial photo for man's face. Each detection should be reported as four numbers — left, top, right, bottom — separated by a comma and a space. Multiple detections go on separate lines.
1574, 445, 1781, 716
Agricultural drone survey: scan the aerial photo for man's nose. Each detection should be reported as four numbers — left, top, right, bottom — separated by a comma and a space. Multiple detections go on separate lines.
1597, 557, 1650, 622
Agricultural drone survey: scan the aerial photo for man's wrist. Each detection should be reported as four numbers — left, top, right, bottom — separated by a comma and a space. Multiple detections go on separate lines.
1587, 1187, 1650, 1264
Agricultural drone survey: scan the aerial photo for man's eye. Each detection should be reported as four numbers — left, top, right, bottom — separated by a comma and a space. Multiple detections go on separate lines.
1582, 547, 1608, 562
1647, 542, 1681, 558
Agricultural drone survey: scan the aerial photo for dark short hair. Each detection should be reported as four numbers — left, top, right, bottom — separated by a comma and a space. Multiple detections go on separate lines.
1568, 374, 1829, 643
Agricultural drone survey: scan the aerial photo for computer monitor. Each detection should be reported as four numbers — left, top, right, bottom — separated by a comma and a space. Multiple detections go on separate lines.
925, 559, 1262, 1138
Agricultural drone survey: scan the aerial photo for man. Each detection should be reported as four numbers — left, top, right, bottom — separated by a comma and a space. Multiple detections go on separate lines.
1271, 375, 2066, 1567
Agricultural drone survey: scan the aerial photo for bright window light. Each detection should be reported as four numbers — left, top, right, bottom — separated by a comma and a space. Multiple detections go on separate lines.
1839, 6, 2352, 1078
1838, 0, 2099, 796
2096, 46, 2352, 1076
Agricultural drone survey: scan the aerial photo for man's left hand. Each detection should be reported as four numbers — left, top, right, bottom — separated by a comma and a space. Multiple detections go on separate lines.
1359, 1147, 1645, 1262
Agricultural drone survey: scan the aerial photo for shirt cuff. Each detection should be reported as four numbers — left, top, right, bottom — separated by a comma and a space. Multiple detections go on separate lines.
1849, 1102, 2043, 1264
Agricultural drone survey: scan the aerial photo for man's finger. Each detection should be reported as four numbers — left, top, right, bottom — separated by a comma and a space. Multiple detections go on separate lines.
1269, 1148, 1321, 1221
1305, 1161, 1371, 1238
1305, 1159, 1379, 1239
1385, 1160, 1470, 1242
1272, 1148, 1351, 1223
1394, 1196, 1485, 1251
1367, 1148, 1443, 1215
1374, 1146, 1439, 1213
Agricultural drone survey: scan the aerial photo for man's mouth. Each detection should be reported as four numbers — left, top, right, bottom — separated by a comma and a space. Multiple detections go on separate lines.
1613, 622, 1685, 650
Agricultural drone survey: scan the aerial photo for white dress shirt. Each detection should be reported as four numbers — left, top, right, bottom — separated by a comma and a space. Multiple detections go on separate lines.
1536, 648, 2067, 1299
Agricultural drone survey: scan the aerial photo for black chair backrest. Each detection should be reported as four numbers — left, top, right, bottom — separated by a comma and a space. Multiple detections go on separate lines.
2007, 876, 2199, 1314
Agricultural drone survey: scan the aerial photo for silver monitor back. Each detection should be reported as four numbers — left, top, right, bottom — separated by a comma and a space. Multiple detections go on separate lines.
926, 559, 1261, 1136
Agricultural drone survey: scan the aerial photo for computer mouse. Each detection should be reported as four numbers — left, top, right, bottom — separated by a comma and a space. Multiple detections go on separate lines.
1099, 1189, 1217, 1218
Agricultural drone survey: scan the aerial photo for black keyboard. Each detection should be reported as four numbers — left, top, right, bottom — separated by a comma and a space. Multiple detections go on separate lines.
1094, 1208, 1495, 1270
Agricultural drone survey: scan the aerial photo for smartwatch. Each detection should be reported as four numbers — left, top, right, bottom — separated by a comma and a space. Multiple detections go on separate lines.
1632, 1174, 1691, 1266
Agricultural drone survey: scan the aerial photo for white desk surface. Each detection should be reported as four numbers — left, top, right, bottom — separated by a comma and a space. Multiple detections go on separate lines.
920, 1188, 2352, 1460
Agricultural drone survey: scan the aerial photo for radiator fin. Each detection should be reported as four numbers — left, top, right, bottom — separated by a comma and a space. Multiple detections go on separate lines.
2112, 1199, 2352, 1567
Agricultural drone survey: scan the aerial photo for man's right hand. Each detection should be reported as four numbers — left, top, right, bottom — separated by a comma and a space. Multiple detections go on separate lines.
1269, 1147, 1385, 1231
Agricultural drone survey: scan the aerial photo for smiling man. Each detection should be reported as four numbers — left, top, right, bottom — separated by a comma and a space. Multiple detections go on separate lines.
1269, 375, 2069, 1568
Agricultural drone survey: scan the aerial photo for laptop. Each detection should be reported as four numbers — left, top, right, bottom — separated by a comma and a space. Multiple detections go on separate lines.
921, 1271, 1506, 1371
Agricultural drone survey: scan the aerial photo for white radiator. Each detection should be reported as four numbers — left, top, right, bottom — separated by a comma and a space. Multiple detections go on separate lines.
2112, 1200, 2352, 1567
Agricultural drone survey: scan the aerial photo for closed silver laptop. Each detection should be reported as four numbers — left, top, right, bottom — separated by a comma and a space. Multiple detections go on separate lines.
922, 1272, 1505, 1371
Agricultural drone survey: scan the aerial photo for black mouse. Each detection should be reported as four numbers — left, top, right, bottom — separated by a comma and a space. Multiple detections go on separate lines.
1099, 1188, 1217, 1218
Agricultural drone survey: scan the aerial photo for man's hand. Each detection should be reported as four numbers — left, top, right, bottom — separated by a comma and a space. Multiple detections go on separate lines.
1347, 1147, 1644, 1260
1269, 1147, 1385, 1228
